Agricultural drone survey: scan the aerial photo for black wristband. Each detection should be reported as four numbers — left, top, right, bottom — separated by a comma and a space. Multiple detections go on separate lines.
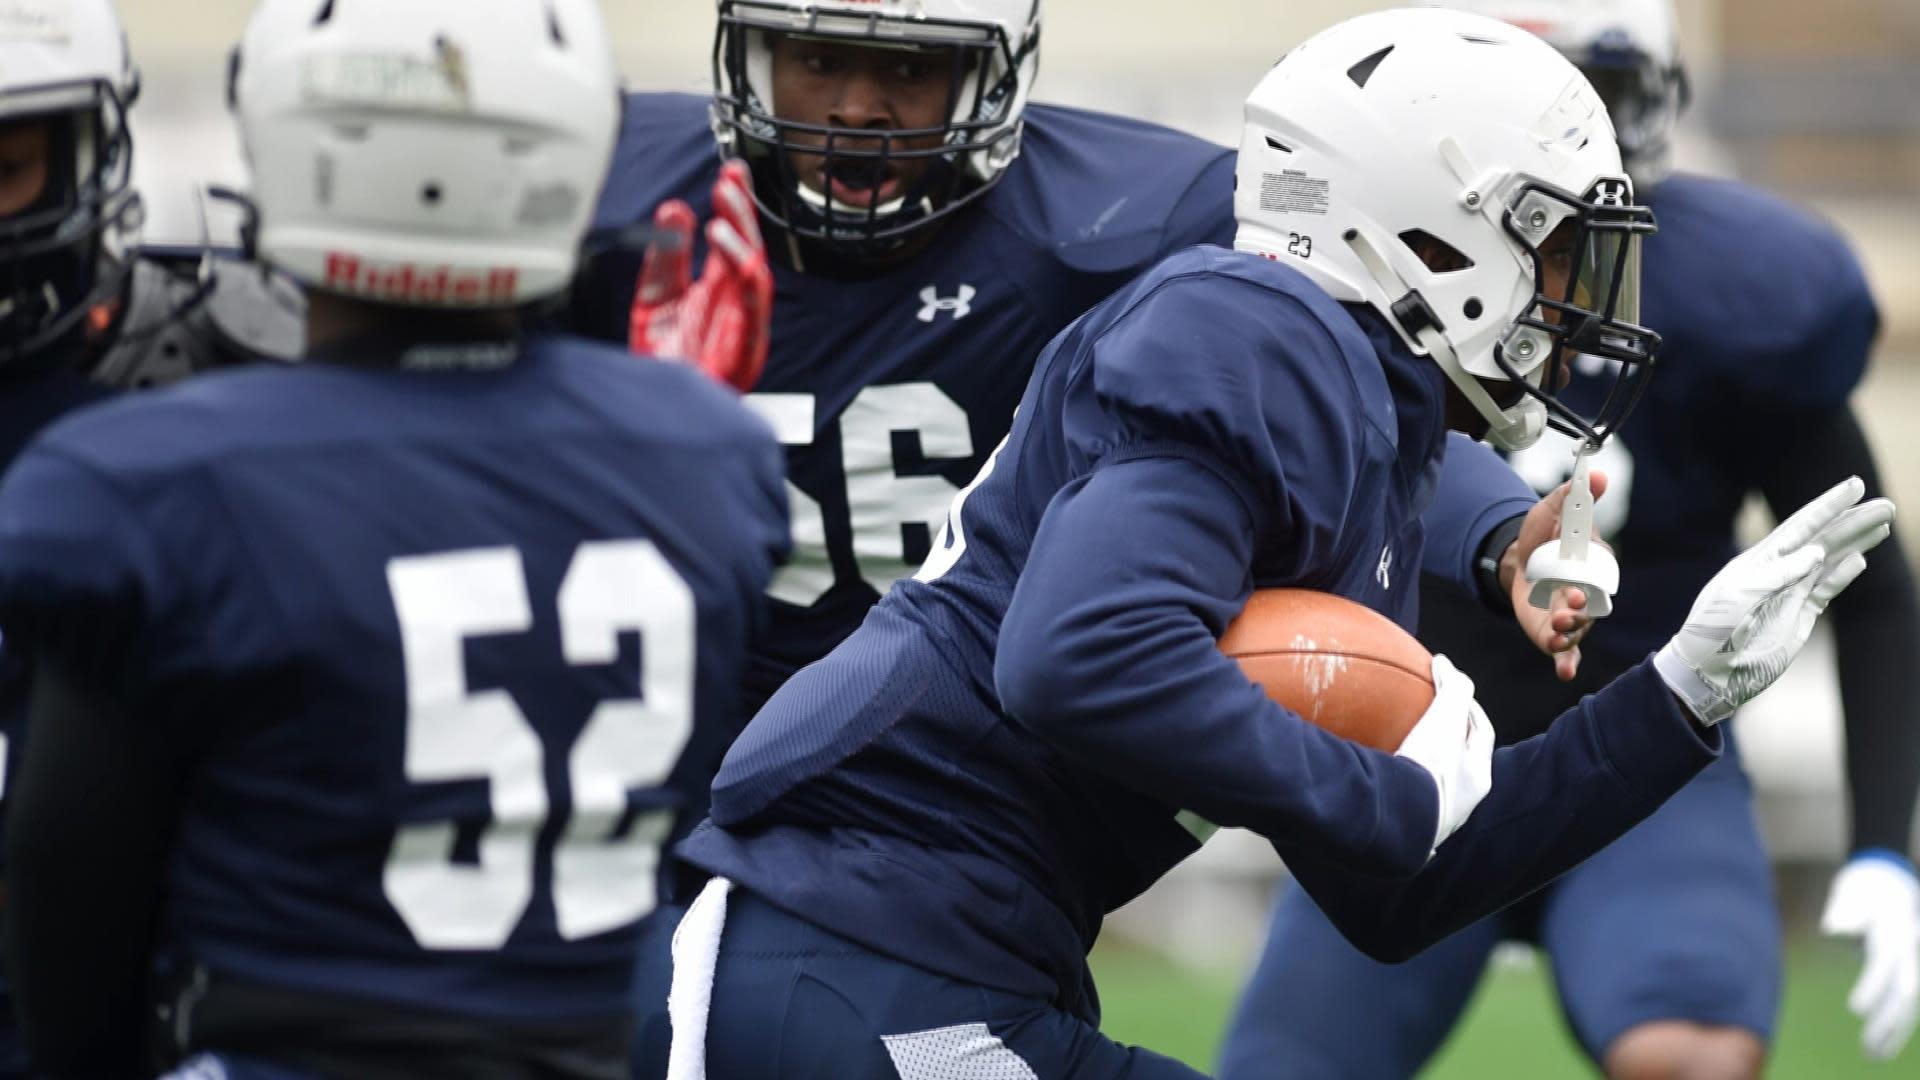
1474, 513, 1528, 615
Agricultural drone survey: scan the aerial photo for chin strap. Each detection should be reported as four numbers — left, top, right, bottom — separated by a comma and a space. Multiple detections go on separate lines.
1342, 227, 1543, 451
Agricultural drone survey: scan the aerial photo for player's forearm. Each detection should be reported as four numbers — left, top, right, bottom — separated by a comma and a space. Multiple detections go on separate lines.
1830, 534, 1920, 855
1756, 404, 1920, 856
995, 454, 1438, 880
7, 657, 176, 1076
1418, 434, 1538, 613
1282, 661, 1718, 962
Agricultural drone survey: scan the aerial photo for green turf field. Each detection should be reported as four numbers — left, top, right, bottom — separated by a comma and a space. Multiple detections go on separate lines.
1093, 936, 1912, 1077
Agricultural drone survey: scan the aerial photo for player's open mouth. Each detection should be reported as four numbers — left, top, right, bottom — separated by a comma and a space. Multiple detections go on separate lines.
822, 159, 903, 211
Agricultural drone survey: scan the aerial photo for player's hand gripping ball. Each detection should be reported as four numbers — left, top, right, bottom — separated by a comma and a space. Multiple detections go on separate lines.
1218, 589, 1435, 752
629, 160, 773, 393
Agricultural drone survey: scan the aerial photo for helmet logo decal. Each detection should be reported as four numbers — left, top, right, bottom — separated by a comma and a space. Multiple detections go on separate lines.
0, 1, 71, 45
300, 40, 474, 113
434, 36, 471, 106
1535, 78, 1603, 151
323, 253, 518, 306
916, 284, 975, 323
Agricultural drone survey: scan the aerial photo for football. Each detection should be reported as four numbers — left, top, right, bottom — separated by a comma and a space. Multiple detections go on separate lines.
1218, 589, 1435, 753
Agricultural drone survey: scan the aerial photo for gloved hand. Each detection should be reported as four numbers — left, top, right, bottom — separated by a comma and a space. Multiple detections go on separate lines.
1394, 654, 1494, 855
1653, 476, 1894, 724
1822, 851, 1920, 1062
629, 160, 772, 393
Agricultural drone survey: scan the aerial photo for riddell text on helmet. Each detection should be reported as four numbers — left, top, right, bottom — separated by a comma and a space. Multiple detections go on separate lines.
323, 253, 519, 305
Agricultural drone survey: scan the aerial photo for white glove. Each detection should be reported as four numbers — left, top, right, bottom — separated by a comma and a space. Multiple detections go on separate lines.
1654, 477, 1894, 724
1395, 654, 1494, 855
1822, 853, 1920, 1062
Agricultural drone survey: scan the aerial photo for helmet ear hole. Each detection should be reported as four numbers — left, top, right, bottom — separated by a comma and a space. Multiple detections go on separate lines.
1464, 298, 1484, 320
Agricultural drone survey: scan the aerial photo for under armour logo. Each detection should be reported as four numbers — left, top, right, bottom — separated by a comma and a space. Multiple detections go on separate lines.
917, 284, 976, 323
1377, 544, 1394, 591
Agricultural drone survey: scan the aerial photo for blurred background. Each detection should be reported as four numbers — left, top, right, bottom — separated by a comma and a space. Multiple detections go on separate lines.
118, 1, 1920, 1075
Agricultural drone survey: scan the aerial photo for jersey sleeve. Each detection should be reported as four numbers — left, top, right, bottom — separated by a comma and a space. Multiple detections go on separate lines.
1070, 270, 1368, 582
996, 453, 1441, 882
1283, 660, 1719, 961
1419, 434, 1537, 606
1755, 404, 1920, 856
1161, 150, 1238, 251
1740, 237, 1878, 411
0, 446, 192, 695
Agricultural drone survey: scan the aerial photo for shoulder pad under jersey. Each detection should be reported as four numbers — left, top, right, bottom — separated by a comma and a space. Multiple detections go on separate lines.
91, 249, 306, 389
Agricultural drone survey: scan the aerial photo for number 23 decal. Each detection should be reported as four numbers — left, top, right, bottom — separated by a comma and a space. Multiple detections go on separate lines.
1287, 233, 1313, 259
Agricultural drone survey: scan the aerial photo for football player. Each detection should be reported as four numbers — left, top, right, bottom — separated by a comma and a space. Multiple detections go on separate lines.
0, 2, 786, 1077
0, 1, 300, 1075
577, 0, 1603, 741
586, 5, 1613, 1069
1217, 3, 1920, 1076
652, 10, 1893, 1078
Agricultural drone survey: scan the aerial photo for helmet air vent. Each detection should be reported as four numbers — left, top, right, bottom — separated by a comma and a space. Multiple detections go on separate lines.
313, 0, 335, 26
1398, 229, 1475, 273
1346, 45, 1394, 89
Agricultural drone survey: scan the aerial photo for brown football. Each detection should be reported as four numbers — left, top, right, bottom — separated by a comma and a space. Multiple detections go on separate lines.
1218, 589, 1435, 753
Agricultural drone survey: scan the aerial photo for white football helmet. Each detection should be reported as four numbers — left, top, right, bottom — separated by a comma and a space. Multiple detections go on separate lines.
1422, 0, 1689, 187
232, 0, 621, 308
1235, 8, 1658, 451
0, 0, 140, 371
712, 0, 1040, 253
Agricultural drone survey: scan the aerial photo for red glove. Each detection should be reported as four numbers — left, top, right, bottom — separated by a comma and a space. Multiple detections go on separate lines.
628, 160, 773, 393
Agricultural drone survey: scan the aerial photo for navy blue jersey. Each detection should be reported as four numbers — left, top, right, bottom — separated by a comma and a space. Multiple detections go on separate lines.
576, 93, 1238, 716
0, 335, 787, 1025
681, 248, 1716, 1017
1426, 172, 1879, 739
0, 373, 114, 1074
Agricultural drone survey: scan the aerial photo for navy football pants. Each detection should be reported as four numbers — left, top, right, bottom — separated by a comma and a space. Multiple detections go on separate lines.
633, 888, 1206, 1080
1216, 746, 1782, 1079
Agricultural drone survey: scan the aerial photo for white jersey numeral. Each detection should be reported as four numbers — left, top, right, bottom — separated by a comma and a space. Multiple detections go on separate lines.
750, 382, 975, 605
383, 542, 695, 951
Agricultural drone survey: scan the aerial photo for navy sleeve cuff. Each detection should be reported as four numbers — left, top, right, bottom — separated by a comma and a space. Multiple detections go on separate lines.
1589, 658, 1722, 806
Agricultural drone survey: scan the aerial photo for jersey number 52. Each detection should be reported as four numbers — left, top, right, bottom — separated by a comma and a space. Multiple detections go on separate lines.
383, 541, 693, 950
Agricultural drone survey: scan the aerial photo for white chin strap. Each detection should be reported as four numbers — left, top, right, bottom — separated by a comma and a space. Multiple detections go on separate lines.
1344, 228, 1547, 452
1415, 325, 1546, 452
794, 179, 914, 220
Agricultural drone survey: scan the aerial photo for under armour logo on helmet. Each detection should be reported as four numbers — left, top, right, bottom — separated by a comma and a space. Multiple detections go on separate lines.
917, 284, 976, 323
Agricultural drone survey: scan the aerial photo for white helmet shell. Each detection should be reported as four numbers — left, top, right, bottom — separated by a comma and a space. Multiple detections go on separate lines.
1235, 7, 1652, 450
234, 0, 621, 308
0, 0, 136, 114
1420, 0, 1687, 186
